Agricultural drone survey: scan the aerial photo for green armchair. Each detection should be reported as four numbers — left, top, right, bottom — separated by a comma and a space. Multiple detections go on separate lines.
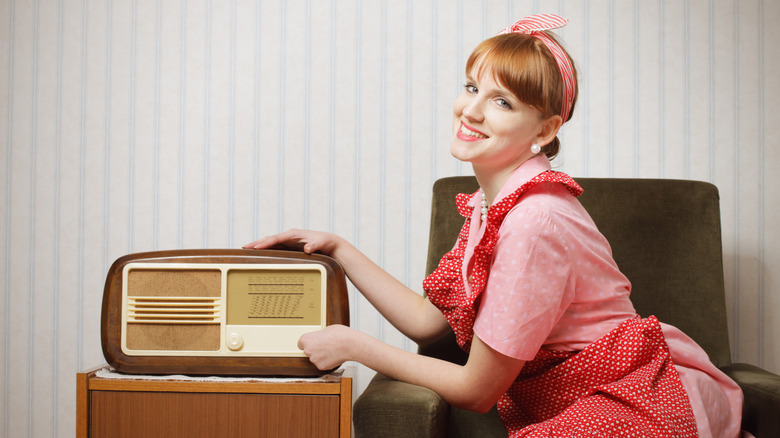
352, 176, 780, 437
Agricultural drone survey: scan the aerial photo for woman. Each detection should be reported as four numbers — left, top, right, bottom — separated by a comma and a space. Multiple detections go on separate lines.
245, 14, 743, 437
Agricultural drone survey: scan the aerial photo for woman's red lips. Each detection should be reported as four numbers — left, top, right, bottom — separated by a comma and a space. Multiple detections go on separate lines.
457, 122, 488, 141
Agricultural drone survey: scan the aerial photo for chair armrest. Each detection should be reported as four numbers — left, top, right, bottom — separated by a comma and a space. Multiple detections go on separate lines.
720, 362, 780, 438
353, 372, 449, 438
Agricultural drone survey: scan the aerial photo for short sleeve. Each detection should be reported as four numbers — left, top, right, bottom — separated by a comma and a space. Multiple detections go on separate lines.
473, 201, 575, 361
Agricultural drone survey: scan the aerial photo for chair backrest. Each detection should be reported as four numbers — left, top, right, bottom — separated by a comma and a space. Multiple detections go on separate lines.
420, 176, 732, 368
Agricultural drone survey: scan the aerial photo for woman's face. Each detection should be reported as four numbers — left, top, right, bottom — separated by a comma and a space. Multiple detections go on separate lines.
451, 67, 546, 175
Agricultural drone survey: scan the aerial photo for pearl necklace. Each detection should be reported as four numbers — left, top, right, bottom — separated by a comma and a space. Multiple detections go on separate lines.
480, 192, 489, 222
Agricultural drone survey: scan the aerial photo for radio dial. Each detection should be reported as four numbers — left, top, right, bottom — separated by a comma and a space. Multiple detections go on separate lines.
227, 332, 244, 351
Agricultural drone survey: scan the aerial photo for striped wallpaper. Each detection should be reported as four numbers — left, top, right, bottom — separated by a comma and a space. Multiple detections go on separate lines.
1, 0, 778, 436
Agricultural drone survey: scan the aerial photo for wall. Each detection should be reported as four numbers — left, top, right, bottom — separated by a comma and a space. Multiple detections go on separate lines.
1, 0, 777, 436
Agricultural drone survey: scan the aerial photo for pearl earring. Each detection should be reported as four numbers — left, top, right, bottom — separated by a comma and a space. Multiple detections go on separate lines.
531, 143, 541, 154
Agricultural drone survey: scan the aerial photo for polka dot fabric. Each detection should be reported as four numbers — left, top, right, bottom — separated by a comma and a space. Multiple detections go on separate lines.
501, 316, 697, 437
423, 170, 699, 437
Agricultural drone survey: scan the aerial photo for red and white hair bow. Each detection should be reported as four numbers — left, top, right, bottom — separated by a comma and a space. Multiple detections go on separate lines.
500, 14, 576, 122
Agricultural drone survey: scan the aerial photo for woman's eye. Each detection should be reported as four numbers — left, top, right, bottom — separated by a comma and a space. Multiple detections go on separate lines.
496, 98, 513, 110
464, 84, 478, 94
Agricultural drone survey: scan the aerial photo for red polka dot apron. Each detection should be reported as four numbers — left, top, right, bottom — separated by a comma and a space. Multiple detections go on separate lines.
423, 171, 698, 437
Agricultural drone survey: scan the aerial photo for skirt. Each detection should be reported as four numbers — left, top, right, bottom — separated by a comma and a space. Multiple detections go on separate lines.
499, 316, 698, 437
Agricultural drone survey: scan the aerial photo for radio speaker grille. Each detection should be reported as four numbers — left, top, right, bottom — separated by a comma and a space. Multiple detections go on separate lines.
128, 297, 221, 323
126, 322, 221, 351
125, 268, 222, 352
127, 268, 221, 297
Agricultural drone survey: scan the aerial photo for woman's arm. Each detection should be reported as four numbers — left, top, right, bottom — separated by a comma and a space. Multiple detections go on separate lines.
299, 324, 525, 413
247, 231, 525, 411
244, 229, 451, 346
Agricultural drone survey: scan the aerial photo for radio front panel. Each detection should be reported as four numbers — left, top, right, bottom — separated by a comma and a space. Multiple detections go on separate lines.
121, 263, 326, 357
101, 249, 350, 376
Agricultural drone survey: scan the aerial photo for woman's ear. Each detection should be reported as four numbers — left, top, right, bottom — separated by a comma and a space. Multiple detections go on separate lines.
537, 115, 563, 146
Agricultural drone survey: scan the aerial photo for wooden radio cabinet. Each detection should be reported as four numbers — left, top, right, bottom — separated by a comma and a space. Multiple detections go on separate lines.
77, 366, 354, 437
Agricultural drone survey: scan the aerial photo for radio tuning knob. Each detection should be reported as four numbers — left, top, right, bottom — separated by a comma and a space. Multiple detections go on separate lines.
227, 332, 244, 351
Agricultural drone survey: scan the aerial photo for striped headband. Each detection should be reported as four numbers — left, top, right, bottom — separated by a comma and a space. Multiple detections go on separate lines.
499, 14, 576, 122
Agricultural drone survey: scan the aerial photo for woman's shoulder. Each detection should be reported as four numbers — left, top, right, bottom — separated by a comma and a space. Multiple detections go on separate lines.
500, 180, 595, 237
512, 180, 582, 214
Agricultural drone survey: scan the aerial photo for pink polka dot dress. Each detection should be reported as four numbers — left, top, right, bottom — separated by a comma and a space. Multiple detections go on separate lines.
424, 156, 744, 437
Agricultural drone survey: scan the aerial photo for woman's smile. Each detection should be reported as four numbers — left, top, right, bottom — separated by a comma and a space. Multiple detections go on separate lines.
457, 122, 489, 141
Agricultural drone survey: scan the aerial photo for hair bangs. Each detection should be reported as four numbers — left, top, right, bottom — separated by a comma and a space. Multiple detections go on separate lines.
466, 33, 564, 119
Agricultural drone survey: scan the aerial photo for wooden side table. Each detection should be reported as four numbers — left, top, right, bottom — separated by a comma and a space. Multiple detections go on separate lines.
77, 365, 354, 437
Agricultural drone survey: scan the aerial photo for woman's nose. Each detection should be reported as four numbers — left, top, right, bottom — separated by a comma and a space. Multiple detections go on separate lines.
462, 99, 483, 122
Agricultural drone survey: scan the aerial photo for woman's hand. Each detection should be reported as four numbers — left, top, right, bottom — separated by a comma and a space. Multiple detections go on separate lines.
246, 229, 449, 347
243, 229, 343, 256
297, 325, 357, 370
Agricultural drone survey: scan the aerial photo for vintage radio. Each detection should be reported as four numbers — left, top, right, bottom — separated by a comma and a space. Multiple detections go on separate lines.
101, 249, 349, 376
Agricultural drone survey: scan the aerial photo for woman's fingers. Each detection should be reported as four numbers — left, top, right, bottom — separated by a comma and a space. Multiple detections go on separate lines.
243, 229, 338, 255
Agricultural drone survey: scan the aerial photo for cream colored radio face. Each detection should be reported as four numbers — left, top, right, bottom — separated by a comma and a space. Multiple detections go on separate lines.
225, 269, 322, 326
120, 263, 327, 357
